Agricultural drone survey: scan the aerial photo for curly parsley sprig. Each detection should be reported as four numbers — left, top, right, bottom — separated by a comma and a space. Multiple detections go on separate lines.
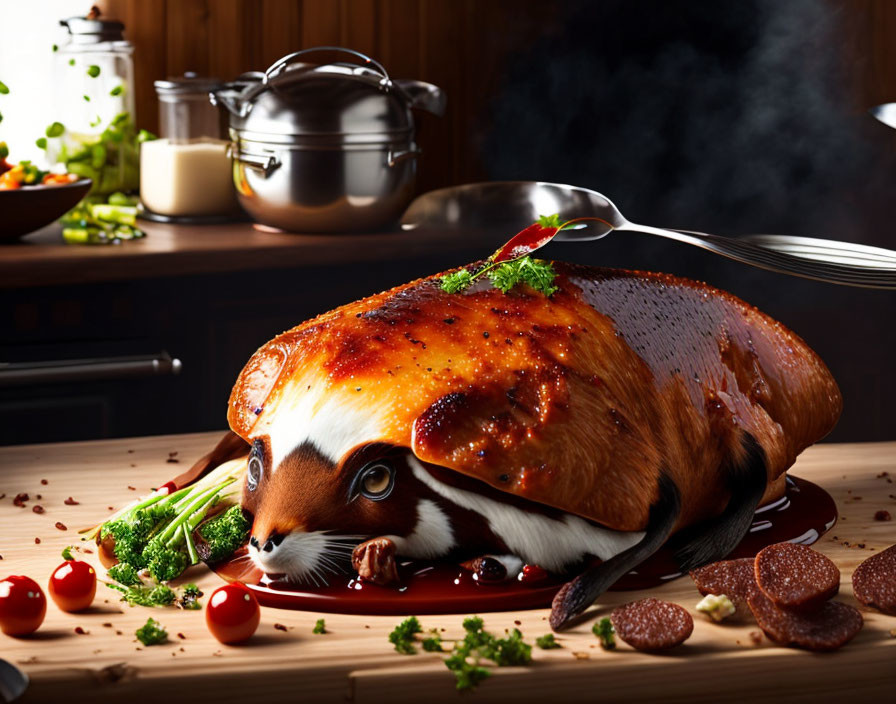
440, 256, 558, 297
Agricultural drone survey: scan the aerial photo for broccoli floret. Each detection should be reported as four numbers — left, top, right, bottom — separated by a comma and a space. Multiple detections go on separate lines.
178, 583, 203, 610
135, 617, 168, 646
107, 562, 142, 587
144, 542, 188, 583
535, 633, 561, 649
422, 630, 443, 652
197, 506, 251, 564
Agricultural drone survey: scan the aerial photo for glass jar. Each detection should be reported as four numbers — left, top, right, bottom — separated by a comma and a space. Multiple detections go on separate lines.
53, 13, 139, 195
140, 75, 236, 217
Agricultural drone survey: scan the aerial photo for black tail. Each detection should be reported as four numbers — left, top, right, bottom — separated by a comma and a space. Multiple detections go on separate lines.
549, 473, 681, 631
671, 432, 768, 572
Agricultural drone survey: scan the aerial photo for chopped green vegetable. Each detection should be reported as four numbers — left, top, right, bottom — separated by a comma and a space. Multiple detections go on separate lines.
312, 618, 326, 634
388, 616, 422, 654
135, 617, 168, 645
487, 256, 558, 296
447, 617, 531, 690
35, 138, 47, 150
537, 213, 562, 228
0, 142, 7, 160
444, 652, 491, 691
61, 546, 74, 561
137, 128, 157, 143
45, 122, 65, 138
0, 111, 3, 125
178, 584, 203, 611
87, 65, 101, 78
83, 95, 91, 102
488, 628, 532, 666
198, 506, 251, 564
440, 268, 473, 294
68, 58, 75, 66
52, 44, 58, 52
0, 80, 8, 94
110, 85, 124, 97
422, 630, 443, 652
593, 618, 616, 650
535, 633, 561, 649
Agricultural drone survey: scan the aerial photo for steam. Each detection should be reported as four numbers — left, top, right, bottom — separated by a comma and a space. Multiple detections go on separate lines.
480, 0, 889, 239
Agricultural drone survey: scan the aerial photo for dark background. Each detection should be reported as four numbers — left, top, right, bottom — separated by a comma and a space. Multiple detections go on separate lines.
3, 0, 895, 444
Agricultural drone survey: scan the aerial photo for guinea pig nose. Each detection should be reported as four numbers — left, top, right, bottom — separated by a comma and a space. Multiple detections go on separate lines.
263, 532, 285, 553
249, 536, 260, 549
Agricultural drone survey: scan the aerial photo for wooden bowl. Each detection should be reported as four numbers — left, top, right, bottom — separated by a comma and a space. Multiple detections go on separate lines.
0, 178, 92, 241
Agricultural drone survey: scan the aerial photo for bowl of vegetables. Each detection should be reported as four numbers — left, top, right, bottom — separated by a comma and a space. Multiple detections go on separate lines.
0, 145, 92, 241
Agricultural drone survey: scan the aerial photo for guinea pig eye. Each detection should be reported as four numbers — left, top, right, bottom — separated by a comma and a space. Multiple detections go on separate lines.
247, 441, 264, 492
355, 461, 394, 501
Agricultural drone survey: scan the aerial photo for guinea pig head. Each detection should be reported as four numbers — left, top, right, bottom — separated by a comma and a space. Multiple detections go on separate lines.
241, 439, 419, 583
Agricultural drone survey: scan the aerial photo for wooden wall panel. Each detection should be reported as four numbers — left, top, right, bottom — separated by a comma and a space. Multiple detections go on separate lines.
97, 0, 896, 193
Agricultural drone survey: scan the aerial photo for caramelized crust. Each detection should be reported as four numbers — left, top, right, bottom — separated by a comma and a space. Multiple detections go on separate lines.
227, 262, 841, 532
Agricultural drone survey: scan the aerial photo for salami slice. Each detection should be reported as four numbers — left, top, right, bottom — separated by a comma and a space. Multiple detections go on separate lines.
610, 598, 694, 652
755, 543, 839, 611
747, 590, 862, 651
852, 543, 896, 616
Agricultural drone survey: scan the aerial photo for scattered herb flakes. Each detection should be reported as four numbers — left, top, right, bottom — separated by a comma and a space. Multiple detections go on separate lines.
110, 85, 123, 96
388, 616, 422, 654
55, 522, 68, 531
135, 618, 168, 646
535, 633, 561, 649
87, 65, 101, 78
61, 546, 74, 561
440, 268, 473, 294
593, 618, 616, 650
488, 256, 558, 296
64, 497, 80, 505
45, 122, 64, 138
0, 80, 8, 94
422, 630, 443, 652
312, 618, 326, 634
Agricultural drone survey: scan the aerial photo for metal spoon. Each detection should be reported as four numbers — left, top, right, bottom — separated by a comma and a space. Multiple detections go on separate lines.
0, 659, 28, 703
400, 181, 896, 289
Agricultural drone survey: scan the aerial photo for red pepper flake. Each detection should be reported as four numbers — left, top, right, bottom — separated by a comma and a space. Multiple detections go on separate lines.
32, 505, 45, 514
0, 554, 4, 560
274, 623, 288, 632
40, 479, 48, 485
115, 630, 123, 636
108, 506, 115, 511
127, 486, 136, 491
514, 620, 522, 626
875, 510, 892, 521
55, 522, 67, 531
168, 451, 178, 457
35, 494, 42, 500
64, 497, 80, 505
177, 632, 186, 640
13, 493, 29, 507
166, 458, 180, 464
102, 623, 113, 628
34, 537, 41, 544
83, 548, 93, 554
0, 493, 5, 499
74, 626, 88, 635
127, 449, 134, 454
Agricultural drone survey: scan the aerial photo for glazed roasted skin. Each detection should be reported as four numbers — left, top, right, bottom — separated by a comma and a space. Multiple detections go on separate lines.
228, 262, 841, 533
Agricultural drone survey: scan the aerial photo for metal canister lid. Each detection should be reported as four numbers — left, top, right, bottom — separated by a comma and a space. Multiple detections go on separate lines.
155, 73, 225, 98
60, 16, 126, 43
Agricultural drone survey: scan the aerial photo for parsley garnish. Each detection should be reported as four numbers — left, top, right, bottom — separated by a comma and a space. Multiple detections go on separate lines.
537, 213, 562, 228
535, 633, 561, 649
440, 256, 558, 297
312, 618, 326, 634
61, 546, 74, 561
422, 629, 444, 652
593, 618, 616, 650
135, 617, 168, 646
439, 268, 473, 294
388, 616, 422, 653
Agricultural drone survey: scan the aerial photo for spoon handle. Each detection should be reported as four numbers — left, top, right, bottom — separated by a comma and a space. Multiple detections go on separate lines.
618, 223, 896, 290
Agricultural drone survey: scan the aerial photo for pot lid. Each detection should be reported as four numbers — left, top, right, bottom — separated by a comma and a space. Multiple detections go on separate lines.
211, 47, 416, 140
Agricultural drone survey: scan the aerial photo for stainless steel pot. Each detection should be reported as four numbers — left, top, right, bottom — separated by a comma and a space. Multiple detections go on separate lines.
210, 47, 445, 232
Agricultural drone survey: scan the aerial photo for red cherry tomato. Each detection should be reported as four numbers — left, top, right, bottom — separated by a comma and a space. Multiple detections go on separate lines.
206, 583, 260, 644
0, 576, 47, 636
49, 560, 97, 612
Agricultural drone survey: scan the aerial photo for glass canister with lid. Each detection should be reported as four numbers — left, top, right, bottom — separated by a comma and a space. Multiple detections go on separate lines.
139, 74, 237, 218
53, 10, 141, 195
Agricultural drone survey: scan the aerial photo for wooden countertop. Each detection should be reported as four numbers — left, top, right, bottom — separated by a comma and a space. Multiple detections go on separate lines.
0, 433, 894, 703
0, 221, 504, 290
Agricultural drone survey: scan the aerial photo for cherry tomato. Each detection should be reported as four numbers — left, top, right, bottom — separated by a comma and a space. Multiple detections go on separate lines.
206, 583, 260, 644
0, 576, 47, 636
49, 559, 97, 612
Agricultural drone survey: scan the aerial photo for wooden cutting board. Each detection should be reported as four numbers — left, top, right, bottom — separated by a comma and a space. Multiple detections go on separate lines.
0, 433, 894, 704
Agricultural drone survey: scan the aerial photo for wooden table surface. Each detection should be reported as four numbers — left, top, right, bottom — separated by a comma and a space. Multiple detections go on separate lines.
0, 221, 504, 290
0, 433, 894, 704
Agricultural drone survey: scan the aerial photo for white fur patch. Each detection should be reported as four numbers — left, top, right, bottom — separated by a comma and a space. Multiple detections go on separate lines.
387, 499, 456, 559
250, 530, 357, 586
258, 381, 384, 470
408, 456, 644, 572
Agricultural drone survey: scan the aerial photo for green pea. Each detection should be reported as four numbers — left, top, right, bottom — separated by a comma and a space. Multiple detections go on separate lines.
45, 122, 65, 138
87, 65, 101, 78
110, 85, 123, 97
68, 58, 75, 66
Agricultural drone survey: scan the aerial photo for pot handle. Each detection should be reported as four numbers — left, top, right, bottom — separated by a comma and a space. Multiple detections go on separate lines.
264, 46, 391, 86
387, 147, 423, 167
227, 145, 280, 177
394, 80, 447, 117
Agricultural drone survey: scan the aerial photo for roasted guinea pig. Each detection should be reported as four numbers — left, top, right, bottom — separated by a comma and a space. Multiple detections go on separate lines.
225, 262, 841, 629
